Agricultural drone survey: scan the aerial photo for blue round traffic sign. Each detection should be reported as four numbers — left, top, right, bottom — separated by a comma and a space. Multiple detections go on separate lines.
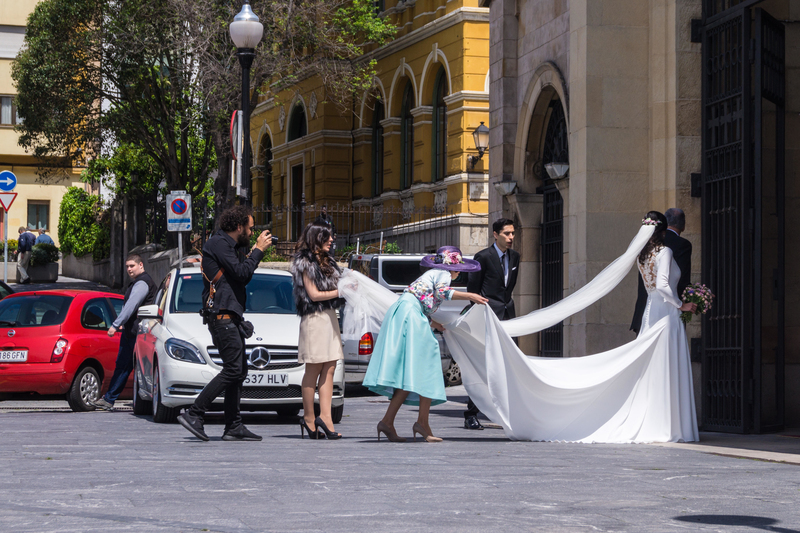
0, 171, 17, 192
171, 198, 188, 215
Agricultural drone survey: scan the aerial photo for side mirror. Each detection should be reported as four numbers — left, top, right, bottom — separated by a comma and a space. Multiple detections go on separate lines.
138, 304, 161, 319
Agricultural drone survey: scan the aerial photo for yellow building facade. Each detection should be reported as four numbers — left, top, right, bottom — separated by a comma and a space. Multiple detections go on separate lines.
250, 0, 491, 254
0, 0, 85, 247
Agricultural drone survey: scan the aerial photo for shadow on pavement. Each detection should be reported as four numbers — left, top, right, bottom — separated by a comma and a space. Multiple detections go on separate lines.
674, 515, 800, 532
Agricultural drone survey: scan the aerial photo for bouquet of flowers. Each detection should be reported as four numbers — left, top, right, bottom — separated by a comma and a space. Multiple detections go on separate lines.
680, 283, 714, 324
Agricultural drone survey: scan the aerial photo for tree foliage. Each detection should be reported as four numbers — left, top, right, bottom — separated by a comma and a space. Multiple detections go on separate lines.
58, 187, 109, 260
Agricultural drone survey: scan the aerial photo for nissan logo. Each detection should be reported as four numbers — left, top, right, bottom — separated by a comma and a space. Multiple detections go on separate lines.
7, 330, 14, 337
248, 347, 271, 369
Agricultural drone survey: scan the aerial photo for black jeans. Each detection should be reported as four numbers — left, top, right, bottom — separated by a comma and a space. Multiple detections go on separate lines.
104, 333, 137, 403
188, 317, 247, 429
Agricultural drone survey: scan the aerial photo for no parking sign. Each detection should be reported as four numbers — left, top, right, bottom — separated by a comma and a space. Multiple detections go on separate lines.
166, 191, 192, 232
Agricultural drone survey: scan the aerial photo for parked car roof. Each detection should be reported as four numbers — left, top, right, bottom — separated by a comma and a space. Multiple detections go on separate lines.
6, 289, 122, 298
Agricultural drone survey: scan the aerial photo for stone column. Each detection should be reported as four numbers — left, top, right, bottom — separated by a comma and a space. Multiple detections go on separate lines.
507, 192, 543, 355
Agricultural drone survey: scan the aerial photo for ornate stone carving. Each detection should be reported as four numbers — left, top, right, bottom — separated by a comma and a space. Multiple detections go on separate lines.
278, 106, 286, 131
433, 190, 447, 213
309, 92, 318, 119
402, 196, 414, 220
469, 182, 488, 201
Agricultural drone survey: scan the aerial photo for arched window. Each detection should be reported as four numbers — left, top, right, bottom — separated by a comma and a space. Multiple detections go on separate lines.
261, 136, 273, 224
371, 100, 385, 197
431, 68, 448, 182
400, 83, 414, 190
287, 104, 307, 142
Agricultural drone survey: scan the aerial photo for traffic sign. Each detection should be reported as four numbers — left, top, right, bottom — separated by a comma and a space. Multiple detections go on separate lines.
0, 171, 17, 192
0, 192, 17, 211
166, 191, 192, 232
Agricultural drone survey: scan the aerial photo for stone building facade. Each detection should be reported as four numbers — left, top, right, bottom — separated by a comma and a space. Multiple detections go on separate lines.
249, 0, 492, 254
487, 0, 800, 431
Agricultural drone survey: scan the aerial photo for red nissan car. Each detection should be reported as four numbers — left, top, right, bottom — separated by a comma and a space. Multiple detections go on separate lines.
0, 290, 128, 411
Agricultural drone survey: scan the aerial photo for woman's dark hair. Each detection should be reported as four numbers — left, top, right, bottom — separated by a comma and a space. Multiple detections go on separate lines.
638, 211, 668, 264
218, 205, 253, 232
296, 222, 334, 275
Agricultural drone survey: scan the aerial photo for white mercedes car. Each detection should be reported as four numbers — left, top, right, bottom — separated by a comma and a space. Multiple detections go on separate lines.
131, 265, 344, 423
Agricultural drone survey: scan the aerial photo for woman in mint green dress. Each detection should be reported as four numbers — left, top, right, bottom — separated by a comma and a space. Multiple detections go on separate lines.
364, 246, 488, 443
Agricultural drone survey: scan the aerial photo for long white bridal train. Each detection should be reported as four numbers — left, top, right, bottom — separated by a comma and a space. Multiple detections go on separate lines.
339, 225, 699, 443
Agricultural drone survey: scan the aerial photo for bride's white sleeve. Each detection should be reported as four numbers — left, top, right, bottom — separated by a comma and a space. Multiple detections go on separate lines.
656, 248, 682, 308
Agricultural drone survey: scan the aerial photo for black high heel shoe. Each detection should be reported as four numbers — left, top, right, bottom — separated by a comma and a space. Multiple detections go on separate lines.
300, 418, 320, 439
314, 416, 342, 440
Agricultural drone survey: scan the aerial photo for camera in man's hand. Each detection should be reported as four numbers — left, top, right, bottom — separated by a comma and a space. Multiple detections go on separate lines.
271, 236, 279, 246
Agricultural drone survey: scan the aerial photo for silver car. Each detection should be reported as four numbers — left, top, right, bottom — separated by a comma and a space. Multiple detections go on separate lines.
132, 266, 345, 423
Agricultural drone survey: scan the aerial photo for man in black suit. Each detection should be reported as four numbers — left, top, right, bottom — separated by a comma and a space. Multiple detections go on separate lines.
463, 218, 520, 429
630, 208, 692, 334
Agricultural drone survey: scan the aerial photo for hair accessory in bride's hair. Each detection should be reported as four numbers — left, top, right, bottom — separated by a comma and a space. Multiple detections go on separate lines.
641, 217, 659, 226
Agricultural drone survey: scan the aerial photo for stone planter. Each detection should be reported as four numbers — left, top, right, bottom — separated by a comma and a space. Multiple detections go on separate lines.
16, 263, 59, 283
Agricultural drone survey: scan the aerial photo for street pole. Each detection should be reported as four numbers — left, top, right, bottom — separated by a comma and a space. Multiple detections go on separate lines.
238, 48, 255, 206
3, 211, 7, 283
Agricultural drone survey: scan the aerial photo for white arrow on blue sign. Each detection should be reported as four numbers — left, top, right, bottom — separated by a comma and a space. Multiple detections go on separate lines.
0, 171, 17, 192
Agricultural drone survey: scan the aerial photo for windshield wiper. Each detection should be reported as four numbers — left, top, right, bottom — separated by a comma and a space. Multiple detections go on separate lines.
0, 320, 17, 327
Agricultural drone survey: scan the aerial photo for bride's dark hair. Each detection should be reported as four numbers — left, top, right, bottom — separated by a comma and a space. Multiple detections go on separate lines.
638, 210, 668, 264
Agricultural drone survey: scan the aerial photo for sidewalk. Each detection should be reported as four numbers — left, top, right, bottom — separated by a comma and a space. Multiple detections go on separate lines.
6, 274, 120, 294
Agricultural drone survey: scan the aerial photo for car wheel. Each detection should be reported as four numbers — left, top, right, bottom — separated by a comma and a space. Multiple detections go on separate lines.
275, 407, 301, 418
332, 403, 344, 424
67, 366, 101, 412
132, 358, 152, 416
151, 361, 178, 424
444, 360, 462, 387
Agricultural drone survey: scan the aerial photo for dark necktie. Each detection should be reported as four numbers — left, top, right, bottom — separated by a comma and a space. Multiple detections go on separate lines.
501, 252, 507, 282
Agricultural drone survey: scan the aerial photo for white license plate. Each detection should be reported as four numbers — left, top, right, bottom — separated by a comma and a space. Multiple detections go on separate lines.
0, 350, 27, 362
243, 372, 289, 387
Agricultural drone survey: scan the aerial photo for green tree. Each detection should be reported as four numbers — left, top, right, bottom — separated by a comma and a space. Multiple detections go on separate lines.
58, 187, 110, 260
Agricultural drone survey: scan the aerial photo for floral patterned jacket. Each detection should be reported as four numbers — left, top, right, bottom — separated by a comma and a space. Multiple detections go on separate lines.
404, 269, 455, 317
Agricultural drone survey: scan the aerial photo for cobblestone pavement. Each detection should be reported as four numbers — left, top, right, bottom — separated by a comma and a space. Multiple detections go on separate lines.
1, 387, 799, 532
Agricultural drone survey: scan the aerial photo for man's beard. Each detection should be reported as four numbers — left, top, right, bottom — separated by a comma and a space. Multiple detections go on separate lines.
237, 232, 250, 247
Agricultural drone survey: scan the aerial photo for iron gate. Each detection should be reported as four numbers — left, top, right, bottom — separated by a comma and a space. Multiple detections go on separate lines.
539, 99, 567, 357
700, 2, 785, 432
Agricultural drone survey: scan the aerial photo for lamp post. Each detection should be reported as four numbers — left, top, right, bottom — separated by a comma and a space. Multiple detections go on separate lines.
230, 1, 264, 205
467, 121, 490, 170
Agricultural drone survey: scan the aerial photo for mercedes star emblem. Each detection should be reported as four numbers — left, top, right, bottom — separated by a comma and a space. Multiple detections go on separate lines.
248, 347, 271, 370
7, 330, 15, 337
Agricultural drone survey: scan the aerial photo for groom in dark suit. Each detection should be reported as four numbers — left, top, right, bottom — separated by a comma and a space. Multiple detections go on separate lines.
630, 207, 692, 334
464, 218, 519, 429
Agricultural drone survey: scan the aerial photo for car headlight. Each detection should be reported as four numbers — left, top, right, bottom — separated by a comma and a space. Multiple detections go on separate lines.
164, 338, 206, 365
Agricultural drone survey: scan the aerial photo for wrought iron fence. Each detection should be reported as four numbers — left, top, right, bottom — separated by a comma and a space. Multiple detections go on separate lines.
253, 202, 459, 261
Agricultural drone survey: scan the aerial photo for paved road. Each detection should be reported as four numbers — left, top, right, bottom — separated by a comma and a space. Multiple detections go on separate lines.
1, 388, 798, 532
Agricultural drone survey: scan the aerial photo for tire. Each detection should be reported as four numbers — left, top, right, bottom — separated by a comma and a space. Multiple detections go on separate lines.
67, 366, 101, 412
151, 361, 179, 423
332, 403, 344, 424
275, 407, 301, 418
132, 357, 152, 416
444, 360, 462, 387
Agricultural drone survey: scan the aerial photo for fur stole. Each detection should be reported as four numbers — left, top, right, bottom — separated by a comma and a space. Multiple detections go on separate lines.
291, 249, 343, 316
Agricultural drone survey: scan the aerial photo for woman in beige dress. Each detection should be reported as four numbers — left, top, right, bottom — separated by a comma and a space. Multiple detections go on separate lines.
291, 222, 344, 440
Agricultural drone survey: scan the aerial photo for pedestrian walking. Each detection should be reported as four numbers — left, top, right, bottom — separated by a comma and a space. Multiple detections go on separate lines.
364, 246, 487, 443
16, 227, 35, 284
291, 222, 345, 440
178, 205, 273, 442
464, 218, 519, 429
34, 228, 54, 246
89, 255, 157, 411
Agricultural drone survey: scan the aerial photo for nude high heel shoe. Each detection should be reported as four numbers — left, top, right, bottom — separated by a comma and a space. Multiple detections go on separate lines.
412, 422, 443, 443
377, 421, 406, 442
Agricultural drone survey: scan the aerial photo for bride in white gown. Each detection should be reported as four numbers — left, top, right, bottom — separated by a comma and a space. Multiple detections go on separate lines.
338, 212, 700, 443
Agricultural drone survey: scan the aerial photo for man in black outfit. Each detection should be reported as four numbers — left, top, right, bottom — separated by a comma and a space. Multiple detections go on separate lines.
178, 205, 273, 441
630, 207, 692, 334
464, 218, 520, 429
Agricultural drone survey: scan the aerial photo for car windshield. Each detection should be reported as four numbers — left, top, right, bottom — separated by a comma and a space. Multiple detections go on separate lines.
170, 273, 297, 315
0, 295, 73, 327
381, 260, 469, 289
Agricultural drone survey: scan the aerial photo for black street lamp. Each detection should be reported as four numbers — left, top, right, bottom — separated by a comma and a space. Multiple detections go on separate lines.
230, 1, 264, 205
467, 121, 490, 170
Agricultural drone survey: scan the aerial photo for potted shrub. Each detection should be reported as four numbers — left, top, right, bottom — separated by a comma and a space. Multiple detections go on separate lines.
18, 242, 60, 283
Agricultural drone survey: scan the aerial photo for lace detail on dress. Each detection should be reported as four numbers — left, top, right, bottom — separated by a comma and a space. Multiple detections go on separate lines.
638, 246, 663, 292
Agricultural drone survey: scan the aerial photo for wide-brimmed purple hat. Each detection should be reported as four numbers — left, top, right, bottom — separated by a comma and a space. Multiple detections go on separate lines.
420, 246, 481, 272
